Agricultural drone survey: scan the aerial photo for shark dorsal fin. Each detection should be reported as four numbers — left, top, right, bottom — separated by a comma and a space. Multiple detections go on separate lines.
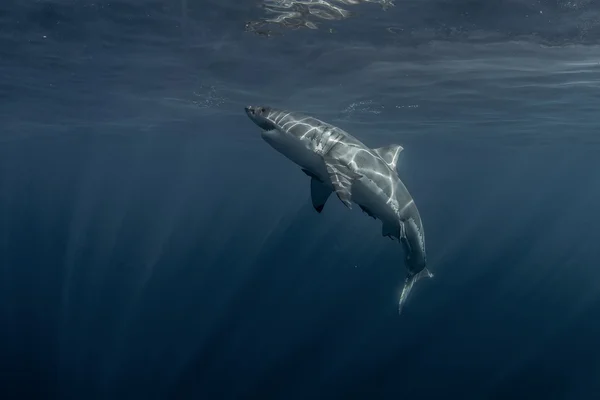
373, 144, 403, 170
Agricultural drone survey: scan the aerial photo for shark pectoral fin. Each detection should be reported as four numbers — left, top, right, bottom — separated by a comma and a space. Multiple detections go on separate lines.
302, 168, 320, 181
324, 157, 361, 209
310, 177, 332, 213
398, 268, 434, 315
382, 221, 400, 238
373, 144, 403, 170
359, 205, 376, 219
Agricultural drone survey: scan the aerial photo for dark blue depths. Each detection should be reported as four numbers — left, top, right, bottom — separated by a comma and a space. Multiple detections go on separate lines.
1, 128, 599, 399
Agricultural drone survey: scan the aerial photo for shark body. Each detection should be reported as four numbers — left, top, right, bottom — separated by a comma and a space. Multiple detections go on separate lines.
245, 106, 433, 313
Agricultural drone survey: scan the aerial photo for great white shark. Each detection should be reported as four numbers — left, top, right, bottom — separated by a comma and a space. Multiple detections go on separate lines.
245, 106, 433, 313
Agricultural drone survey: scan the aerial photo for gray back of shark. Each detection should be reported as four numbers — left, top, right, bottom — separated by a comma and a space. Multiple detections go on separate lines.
245, 106, 433, 313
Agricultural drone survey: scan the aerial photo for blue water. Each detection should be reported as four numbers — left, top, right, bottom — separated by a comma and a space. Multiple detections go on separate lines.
1, 1, 600, 399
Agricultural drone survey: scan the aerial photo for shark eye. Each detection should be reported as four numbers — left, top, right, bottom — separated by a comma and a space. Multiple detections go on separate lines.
260, 107, 266, 113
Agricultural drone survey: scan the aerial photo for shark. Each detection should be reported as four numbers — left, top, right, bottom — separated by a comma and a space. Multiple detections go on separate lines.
245, 106, 433, 313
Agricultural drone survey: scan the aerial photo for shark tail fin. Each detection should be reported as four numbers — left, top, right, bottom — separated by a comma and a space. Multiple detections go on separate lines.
398, 268, 433, 314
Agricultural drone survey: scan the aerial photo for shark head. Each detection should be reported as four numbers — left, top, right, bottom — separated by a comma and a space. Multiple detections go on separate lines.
245, 106, 277, 131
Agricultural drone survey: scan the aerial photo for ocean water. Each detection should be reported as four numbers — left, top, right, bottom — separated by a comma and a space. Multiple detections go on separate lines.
1, 1, 600, 399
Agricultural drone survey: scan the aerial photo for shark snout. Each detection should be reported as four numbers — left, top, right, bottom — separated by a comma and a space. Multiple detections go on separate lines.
245, 106, 262, 120
245, 106, 266, 115
245, 106, 275, 131
245, 106, 260, 124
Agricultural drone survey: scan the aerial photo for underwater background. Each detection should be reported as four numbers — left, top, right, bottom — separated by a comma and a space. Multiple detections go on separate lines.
1, 0, 600, 399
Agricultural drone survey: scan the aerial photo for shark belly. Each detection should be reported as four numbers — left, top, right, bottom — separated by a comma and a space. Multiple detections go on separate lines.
262, 128, 330, 184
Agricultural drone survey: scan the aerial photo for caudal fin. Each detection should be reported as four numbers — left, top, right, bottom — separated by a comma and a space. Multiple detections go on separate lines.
398, 268, 433, 314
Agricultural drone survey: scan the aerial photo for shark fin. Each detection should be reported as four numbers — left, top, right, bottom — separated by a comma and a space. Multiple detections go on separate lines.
398, 268, 434, 314
302, 168, 320, 180
310, 177, 332, 213
324, 157, 361, 209
359, 205, 376, 219
373, 144, 403, 171
382, 221, 400, 238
